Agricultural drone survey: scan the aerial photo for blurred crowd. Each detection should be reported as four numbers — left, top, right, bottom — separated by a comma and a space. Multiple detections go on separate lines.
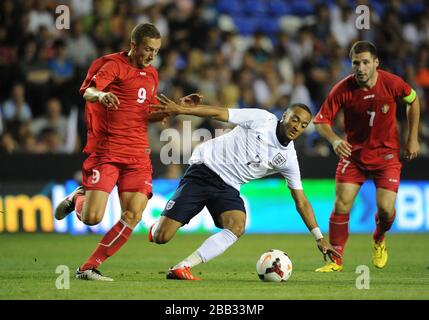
1, 0, 428, 176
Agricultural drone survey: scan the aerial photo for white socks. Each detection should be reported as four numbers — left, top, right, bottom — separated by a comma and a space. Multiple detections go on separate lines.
174, 251, 203, 269
150, 221, 159, 239
197, 229, 238, 262
174, 229, 238, 269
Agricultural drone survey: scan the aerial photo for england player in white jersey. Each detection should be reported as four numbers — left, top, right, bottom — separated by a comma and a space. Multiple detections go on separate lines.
149, 95, 340, 280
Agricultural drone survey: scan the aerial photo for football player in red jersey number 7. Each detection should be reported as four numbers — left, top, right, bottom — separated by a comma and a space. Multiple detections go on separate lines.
314, 41, 420, 272
54, 23, 200, 281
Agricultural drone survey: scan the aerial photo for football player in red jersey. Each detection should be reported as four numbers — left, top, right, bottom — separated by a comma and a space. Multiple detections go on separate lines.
54, 23, 199, 281
313, 41, 420, 272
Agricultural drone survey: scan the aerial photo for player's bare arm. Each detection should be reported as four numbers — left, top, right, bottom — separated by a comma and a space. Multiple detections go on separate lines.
404, 94, 420, 160
290, 189, 341, 262
149, 94, 204, 123
83, 86, 120, 109
154, 94, 229, 122
315, 123, 352, 158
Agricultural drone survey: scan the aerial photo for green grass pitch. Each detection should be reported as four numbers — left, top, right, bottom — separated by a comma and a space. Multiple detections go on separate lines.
0, 233, 428, 300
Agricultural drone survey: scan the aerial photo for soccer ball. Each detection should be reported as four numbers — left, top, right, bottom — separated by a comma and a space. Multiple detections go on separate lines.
256, 249, 292, 282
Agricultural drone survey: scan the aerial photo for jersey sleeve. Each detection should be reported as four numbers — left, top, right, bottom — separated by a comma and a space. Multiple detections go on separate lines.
313, 91, 342, 125
92, 61, 120, 91
393, 76, 415, 104
280, 154, 303, 190
80, 60, 120, 95
228, 108, 277, 129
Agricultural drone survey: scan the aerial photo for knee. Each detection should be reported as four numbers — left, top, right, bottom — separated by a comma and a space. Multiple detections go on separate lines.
122, 210, 142, 228
226, 221, 245, 238
334, 197, 353, 213
81, 212, 103, 226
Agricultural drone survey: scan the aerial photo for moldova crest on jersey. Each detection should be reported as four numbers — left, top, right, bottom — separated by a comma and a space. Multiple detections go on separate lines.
381, 104, 390, 114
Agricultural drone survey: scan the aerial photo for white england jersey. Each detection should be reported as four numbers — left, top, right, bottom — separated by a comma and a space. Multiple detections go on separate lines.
189, 108, 303, 191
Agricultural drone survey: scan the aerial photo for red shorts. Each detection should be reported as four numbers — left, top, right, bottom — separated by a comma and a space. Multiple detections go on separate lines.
82, 154, 153, 198
335, 158, 401, 193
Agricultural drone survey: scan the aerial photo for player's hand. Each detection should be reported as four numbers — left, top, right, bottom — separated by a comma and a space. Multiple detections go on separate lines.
180, 93, 203, 106
332, 139, 352, 158
152, 94, 182, 115
98, 92, 120, 109
316, 238, 342, 263
404, 139, 420, 161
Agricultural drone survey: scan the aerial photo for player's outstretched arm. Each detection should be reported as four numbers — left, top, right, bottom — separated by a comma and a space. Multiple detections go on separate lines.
83, 86, 120, 109
315, 123, 352, 158
290, 188, 341, 262
404, 95, 420, 160
149, 94, 203, 123
153, 94, 229, 122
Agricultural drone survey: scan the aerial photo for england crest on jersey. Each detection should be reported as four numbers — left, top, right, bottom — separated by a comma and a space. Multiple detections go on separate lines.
166, 200, 175, 210
272, 153, 286, 167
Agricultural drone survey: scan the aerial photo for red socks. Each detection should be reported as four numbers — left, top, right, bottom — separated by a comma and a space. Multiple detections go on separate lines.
373, 210, 396, 244
329, 212, 350, 265
328, 210, 396, 265
80, 220, 133, 271
72, 193, 134, 271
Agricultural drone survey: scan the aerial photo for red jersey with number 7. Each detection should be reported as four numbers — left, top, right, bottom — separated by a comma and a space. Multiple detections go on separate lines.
314, 69, 413, 169
79, 51, 158, 158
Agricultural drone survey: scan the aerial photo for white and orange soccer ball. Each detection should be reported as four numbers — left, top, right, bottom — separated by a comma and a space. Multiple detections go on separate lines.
256, 249, 292, 282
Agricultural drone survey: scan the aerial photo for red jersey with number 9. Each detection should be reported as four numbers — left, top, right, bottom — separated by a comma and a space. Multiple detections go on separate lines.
80, 52, 158, 158
314, 69, 412, 169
